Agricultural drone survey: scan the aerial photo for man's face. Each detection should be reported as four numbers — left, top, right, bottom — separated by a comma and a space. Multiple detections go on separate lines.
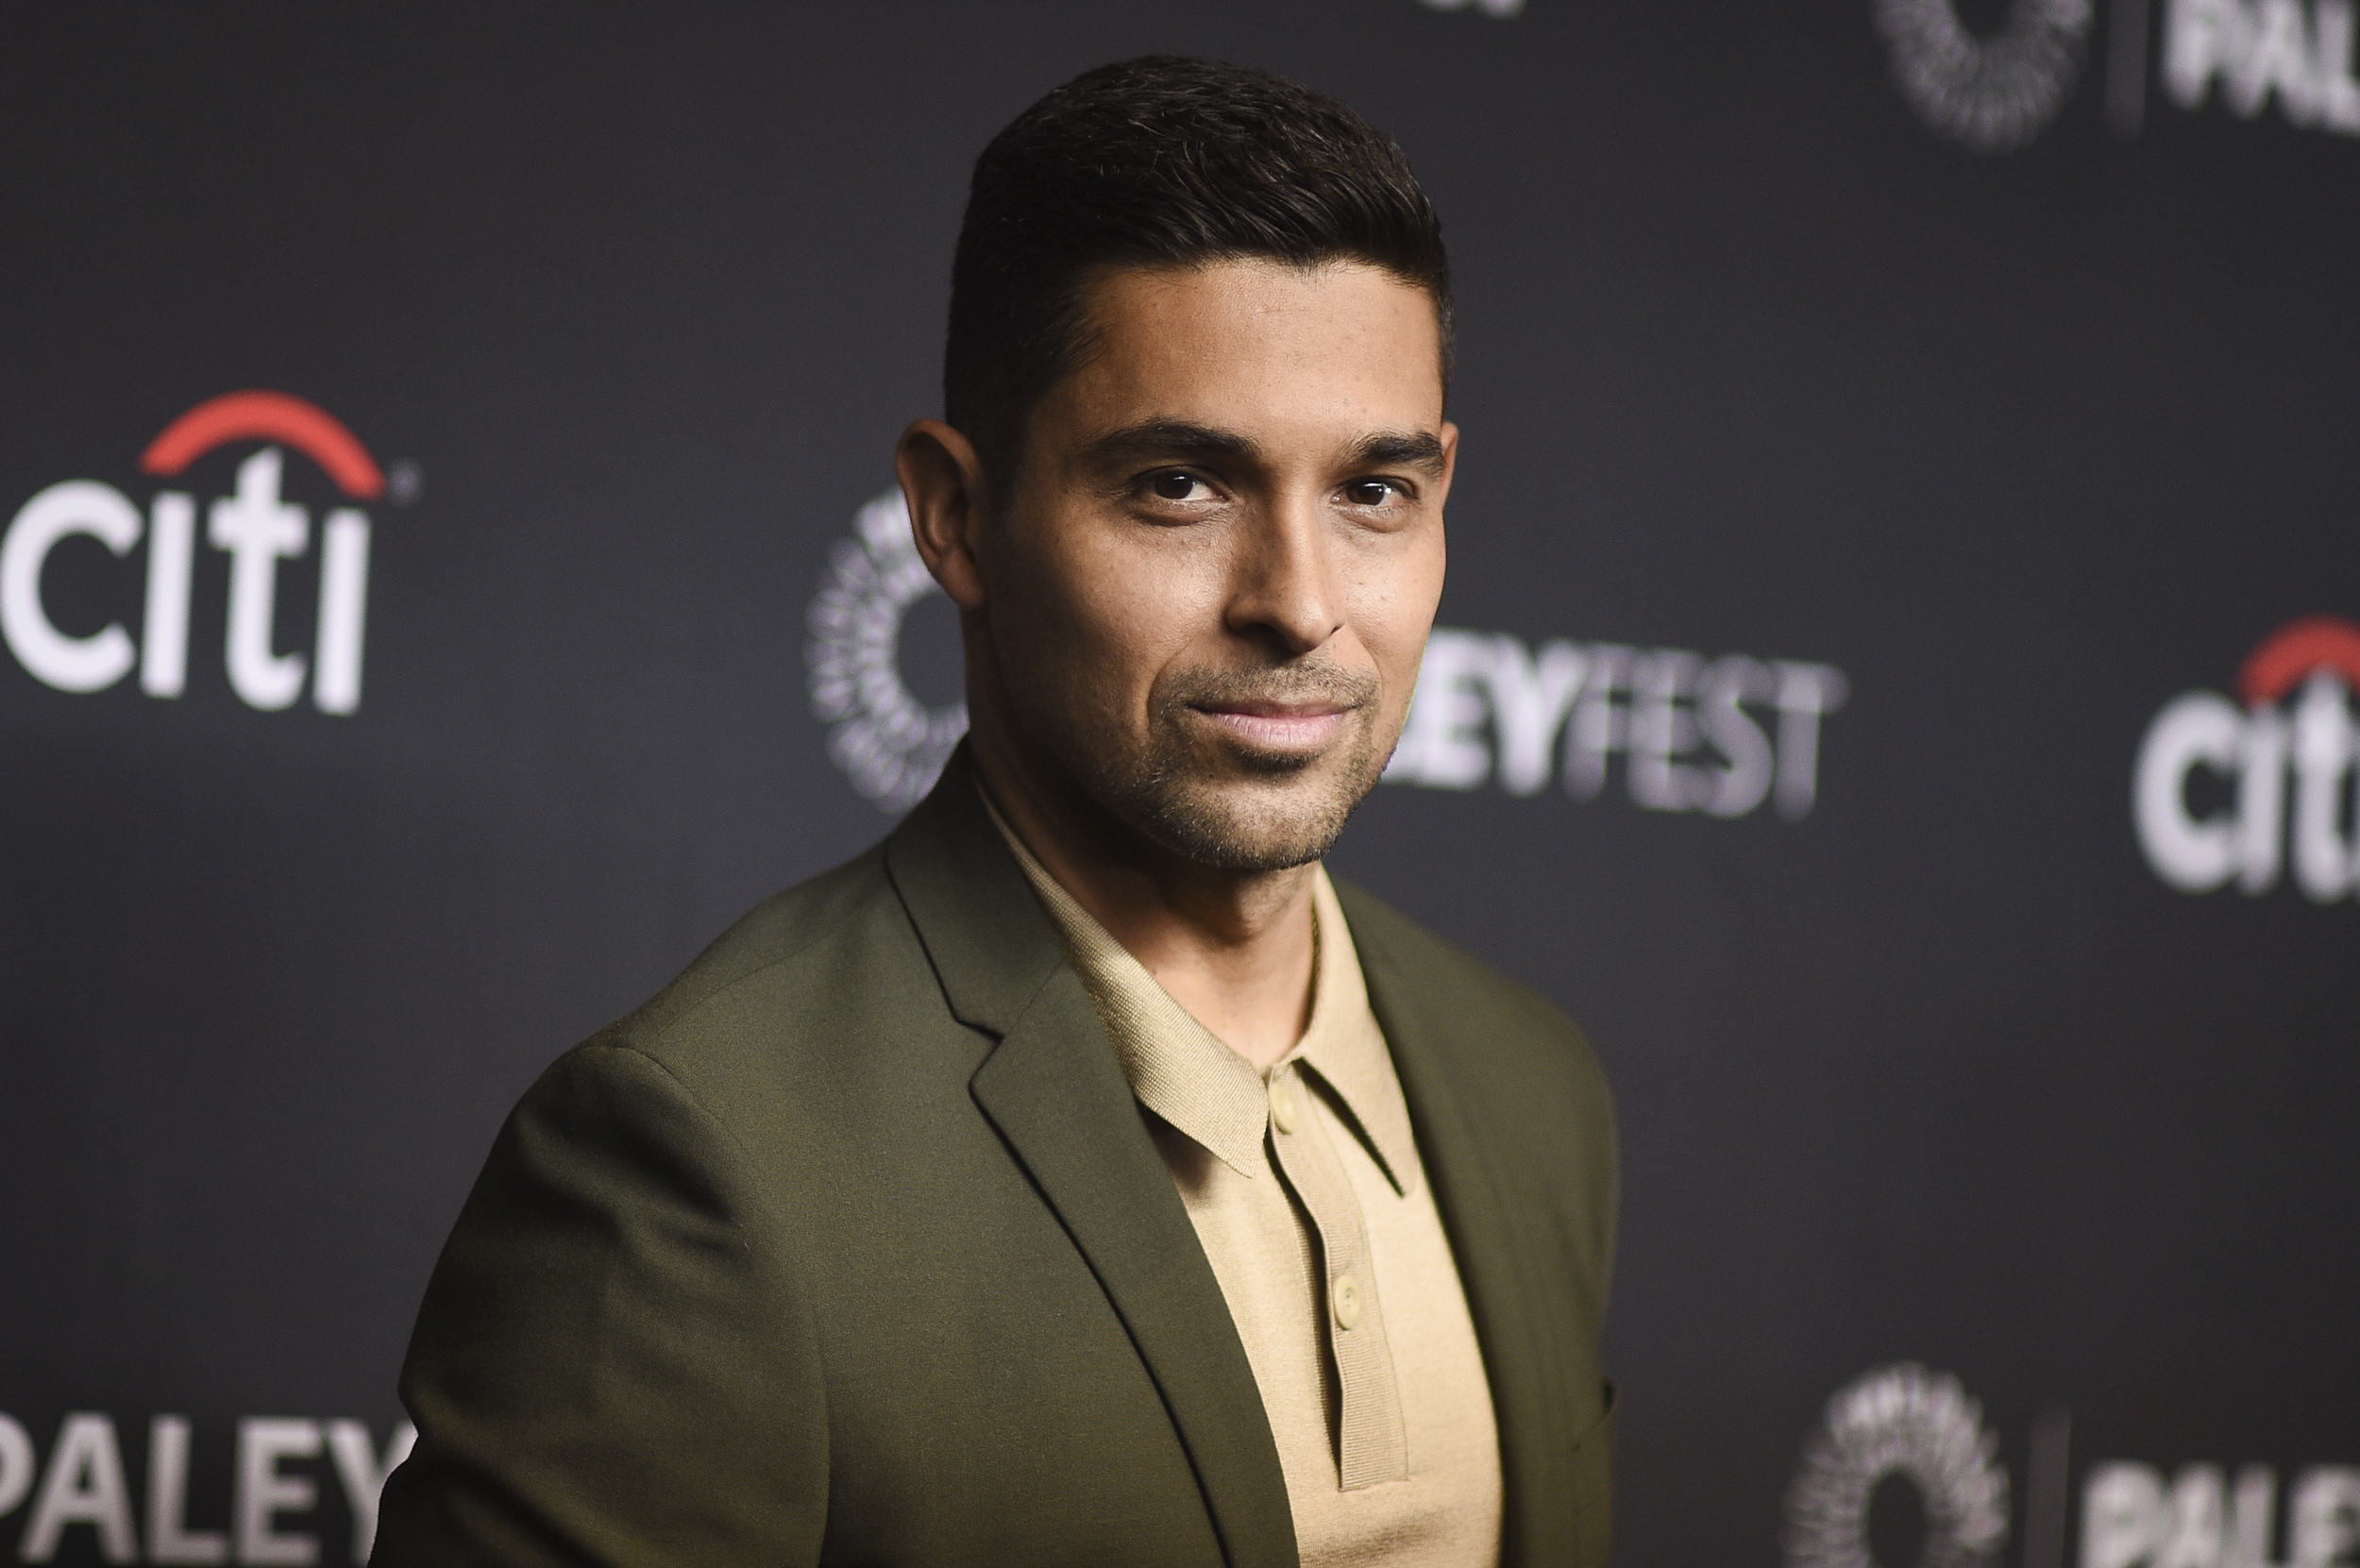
983, 259, 1453, 871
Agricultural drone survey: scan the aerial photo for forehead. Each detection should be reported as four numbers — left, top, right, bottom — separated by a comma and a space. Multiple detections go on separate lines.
1051, 259, 1446, 441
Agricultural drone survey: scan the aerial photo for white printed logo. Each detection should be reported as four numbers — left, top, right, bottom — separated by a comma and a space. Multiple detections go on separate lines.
0, 1409, 413, 1566
2132, 615, 2360, 902
1874, 0, 2360, 148
1384, 628, 1848, 820
805, 491, 969, 812
1786, 1363, 2011, 1568
1414, 0, 1525, 17
1788, 1366, 2360, 1568
1, 391, 386, 714
1876, 0, 2096, 151
2165, 0, 2360, 134
2083, 1458, 2360, 1567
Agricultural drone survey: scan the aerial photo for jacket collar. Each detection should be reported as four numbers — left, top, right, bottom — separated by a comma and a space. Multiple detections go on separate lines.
885, 747, 1300, 1568
978, 792, 1414, 1196
881, 745, 1069, 1037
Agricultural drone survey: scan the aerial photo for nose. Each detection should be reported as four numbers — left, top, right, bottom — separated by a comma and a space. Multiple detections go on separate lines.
1223, 494, 1343, 658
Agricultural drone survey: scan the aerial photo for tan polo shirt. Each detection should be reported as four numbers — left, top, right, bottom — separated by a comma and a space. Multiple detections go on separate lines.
987, 803, 1503, 1567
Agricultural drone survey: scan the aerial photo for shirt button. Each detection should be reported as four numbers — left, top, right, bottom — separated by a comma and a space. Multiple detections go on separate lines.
1269, 1080, 1298, 1136
1332, 1273, 1362, 1330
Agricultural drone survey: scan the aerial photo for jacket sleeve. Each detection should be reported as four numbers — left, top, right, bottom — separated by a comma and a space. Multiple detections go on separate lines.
372, 1043, 828, 1567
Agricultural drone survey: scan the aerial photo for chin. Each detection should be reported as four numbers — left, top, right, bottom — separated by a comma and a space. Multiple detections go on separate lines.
1048, 701, 1388, 872
1130, 765, 1373, 872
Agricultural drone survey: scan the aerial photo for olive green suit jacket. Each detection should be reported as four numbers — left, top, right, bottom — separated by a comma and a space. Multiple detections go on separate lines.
374, 751, 1617, 1567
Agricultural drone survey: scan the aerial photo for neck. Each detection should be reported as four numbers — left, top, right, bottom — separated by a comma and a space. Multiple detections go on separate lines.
967, 709, 1318, 1071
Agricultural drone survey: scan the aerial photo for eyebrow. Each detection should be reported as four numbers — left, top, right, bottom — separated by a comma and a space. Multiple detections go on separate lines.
1347, 430, 1449, 477
1078, 419, 1262, 470
1077, 420, 1447, 477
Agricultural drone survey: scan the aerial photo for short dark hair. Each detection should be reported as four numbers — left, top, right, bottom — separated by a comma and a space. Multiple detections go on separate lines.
945, 55, 1452, 487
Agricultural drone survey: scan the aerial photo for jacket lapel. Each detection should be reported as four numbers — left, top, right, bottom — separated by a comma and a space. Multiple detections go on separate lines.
1340, 883, 1578, 1568
885, 751, 1299, 1568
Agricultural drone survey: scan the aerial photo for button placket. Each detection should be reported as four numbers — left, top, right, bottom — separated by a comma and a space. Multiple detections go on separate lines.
1263, 1061, 1409, 1489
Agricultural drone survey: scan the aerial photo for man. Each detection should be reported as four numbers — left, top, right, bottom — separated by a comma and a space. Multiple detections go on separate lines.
375, 55, 1615, 1568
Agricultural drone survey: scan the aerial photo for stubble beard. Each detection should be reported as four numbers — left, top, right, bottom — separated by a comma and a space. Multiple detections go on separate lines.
1041, 660, 1392, 874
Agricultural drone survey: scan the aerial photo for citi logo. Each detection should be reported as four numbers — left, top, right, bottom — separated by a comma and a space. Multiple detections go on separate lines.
2133, 615, 2360, 902
2, 391, 388, 714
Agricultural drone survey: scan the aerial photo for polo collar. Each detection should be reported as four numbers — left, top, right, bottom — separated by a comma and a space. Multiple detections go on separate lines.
983, 789, 1419, 1196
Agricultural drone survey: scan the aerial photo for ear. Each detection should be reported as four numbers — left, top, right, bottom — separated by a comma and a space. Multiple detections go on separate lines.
896, 419, 990, 611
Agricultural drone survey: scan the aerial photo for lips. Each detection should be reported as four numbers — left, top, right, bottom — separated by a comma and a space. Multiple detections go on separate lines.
1164, 660, 1380, 759
1195, 703, 1352, 751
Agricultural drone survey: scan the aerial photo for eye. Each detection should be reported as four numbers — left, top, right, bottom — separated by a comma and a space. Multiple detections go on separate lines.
1148, 470, 1206, 502
1342, 479, 1403, 507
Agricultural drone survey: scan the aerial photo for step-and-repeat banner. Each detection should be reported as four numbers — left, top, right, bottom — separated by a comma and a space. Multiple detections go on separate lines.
3, 3, 2353, 1563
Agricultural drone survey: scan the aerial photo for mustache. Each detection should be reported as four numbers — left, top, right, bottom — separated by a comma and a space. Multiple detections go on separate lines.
1157, 660, 1381, 714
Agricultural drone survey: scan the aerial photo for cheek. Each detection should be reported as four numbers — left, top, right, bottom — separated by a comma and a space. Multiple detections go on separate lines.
998, 527, 1213, 716
1346, 531, 1447, 701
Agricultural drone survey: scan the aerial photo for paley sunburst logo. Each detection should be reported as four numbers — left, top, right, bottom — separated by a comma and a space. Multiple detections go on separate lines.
1876, 0, 2097, 152
1875, 0, 2360, 150
804, 491, 968, 812
1786, 1364, 2011, 1568
1788, 1364, 2360, 1568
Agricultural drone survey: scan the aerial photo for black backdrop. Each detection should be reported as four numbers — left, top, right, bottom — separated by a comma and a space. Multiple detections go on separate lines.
3, 4, 2356, 1564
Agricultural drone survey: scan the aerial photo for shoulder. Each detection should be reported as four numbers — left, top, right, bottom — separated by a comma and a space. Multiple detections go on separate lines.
552, 841, 970, 1116
607, 844, 904, 1042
